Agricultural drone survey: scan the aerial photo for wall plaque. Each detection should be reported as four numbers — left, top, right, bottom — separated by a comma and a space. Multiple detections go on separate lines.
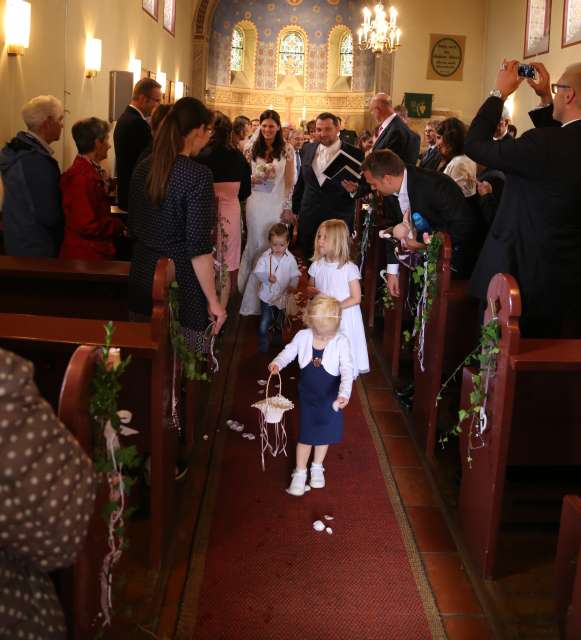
427, 34, 466, 81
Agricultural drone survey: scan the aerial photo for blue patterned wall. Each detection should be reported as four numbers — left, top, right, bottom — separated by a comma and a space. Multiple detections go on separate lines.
207, 0, 374, 91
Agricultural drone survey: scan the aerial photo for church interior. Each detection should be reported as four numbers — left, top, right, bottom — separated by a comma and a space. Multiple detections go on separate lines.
1, 0, 581, 638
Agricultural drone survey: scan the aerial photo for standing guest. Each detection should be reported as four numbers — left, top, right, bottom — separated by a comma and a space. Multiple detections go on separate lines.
128, 98, 227, 351
232, 115, 251, 151
493, 106, 511, 140
288, 129, 305, 186
507, 123, 517, 138
238, 109, 295, 314
0, 95, 64, 257
0, 347, 96, 640
282, 122, 295, 142
306, 119, 318, 142
60, 118, 125, 260
269, 295, 353, 496
358, 130, 374, 156
394, 104, 409, 123
197, 111, 251, 303
114, 78, 161, 210
136, 103, 172, 164
368, 93, 419, 162
250, 117, 260, 135
287, 112, 363, 260
435, 117, 478, 197
465, 60, 581, 337
419, 119, 442, 170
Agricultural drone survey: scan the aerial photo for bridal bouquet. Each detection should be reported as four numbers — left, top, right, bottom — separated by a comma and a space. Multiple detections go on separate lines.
253, 162, 276, 193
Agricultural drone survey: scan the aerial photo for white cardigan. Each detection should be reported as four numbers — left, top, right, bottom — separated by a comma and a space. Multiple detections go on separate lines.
271, 329, 354, 399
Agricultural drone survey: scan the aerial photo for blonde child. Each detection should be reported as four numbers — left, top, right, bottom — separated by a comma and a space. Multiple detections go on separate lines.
269, 295, 353, 496
308, 219, 369, 377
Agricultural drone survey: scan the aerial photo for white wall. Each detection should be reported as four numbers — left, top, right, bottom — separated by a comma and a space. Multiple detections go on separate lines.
483, 0, 581, 134
1, 0, 195, 169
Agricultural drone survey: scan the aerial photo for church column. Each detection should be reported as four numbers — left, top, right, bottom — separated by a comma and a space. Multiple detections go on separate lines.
373, 52, 394, 96
191, 34, 210, 100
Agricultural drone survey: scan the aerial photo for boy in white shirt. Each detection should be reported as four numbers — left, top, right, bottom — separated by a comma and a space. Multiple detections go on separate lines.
254, 223, 301, 352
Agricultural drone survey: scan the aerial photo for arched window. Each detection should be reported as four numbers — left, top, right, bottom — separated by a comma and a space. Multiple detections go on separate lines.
231, 27, 244, 72
279, 31, 305, 76
340, 32, 353, 77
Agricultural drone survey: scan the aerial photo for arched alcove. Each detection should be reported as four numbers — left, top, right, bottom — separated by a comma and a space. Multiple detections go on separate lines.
327, 24, 353, 92
230, 20, 258, 88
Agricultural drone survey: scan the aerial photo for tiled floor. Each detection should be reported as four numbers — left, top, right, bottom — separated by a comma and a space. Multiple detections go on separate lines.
361, 351, 498, 638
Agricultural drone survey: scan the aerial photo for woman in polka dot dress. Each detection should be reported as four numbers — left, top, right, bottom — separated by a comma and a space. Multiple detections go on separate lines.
128, 98, 227, 351
0, 348, 96, 639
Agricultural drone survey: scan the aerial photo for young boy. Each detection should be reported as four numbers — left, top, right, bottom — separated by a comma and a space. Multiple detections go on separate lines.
253, 223, 300, 352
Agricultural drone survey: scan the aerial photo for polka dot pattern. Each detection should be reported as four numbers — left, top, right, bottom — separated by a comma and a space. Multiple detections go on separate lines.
0, 349, 96, 639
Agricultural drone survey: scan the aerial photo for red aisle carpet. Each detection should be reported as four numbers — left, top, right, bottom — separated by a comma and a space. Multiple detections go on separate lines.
180, 319, 438, 639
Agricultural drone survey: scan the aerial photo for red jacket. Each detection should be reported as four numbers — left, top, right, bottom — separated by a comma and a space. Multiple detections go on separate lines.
60, 156, 124, 260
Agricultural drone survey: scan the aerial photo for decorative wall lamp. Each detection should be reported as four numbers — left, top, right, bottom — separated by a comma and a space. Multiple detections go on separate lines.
174, 80, 184, 100
85, 37, 102, 78
157, 71, 167, 95
4, 0, 31, 56
130, 58, 142, 86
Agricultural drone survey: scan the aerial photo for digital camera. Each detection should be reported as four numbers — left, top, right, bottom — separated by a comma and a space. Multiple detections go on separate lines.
517, 63, 536, 79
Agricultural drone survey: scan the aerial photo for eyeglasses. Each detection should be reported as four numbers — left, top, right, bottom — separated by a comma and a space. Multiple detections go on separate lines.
551, 83, 571, 94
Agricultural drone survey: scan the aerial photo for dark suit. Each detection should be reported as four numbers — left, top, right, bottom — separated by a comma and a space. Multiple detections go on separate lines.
384, 165, 481, 277
465, 97, 581, 335
419, 146, 442, 170
114, 106, 152, 211
372, 115, 419, 164
292, 140, 363, 258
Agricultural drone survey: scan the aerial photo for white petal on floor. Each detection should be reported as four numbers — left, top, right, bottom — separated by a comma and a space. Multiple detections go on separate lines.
313, 520, 325, 532
325, 527, 333, 535
323, 515, 334, 521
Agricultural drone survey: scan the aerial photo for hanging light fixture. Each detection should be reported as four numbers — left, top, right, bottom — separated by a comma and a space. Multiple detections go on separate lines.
357, 3, 401, 55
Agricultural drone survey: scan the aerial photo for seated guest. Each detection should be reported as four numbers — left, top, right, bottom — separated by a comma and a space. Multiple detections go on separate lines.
419, 119, 442, 170
128, 97, 227, 350
114, 78, 162, 211
197, 111, 252, 303
361, 149, 481, 298
465, 59, 581, 338
0, 95, 64, 257
0, 347, 96, 639
60, 117, 125, 260
232, 115, 251, 151
435, 117, 477, 197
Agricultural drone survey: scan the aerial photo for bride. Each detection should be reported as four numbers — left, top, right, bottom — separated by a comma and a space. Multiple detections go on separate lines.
238, 109, 295, 315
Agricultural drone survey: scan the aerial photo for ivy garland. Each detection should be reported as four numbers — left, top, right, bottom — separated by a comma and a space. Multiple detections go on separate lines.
437, 317, 501, 468
89, 321, 141, 627
381, 280, 395, 311
168, 281, 209, 382
402, 234, 443, 372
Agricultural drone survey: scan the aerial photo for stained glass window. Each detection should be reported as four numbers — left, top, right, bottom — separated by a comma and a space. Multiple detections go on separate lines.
231, 27, 244, 72
279, 31, 305, 76
340, 32, 353, 77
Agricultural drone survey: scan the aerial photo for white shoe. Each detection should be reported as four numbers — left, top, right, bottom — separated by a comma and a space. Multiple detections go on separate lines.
310, 463, 325, 489
286, 469, 308, 496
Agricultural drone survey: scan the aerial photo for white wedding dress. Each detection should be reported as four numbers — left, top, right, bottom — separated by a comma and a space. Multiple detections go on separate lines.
239, 148, 293, 316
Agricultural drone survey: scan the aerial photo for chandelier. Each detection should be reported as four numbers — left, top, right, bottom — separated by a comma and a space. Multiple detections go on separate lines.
358, 3, 401, 55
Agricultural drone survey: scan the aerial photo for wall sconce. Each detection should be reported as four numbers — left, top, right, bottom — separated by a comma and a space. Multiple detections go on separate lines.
85, 37, 102, 78
157, 71, 167, 95
174, 81, 184, 100
4, 0, 31, 56
130, 58, 142, 86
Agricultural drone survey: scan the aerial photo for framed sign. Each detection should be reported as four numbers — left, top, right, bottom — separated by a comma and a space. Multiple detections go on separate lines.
142, 0, 158, 20
163, 0, 176, 36
562, 0, 581, 48
524, 0, 551, 58
404, 93, 433, 119
427, 34, 466, 81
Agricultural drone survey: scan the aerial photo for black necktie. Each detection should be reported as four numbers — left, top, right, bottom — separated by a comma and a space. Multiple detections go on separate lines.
296, 150, 301, 173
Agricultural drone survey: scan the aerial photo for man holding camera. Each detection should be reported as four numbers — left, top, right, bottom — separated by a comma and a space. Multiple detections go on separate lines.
465, 60, 581, 337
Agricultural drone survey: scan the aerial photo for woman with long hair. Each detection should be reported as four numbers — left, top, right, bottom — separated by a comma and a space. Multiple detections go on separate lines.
128, 97, 226, 352
238, 109, 295, 316
197, 111, 251, 303
435, 117, 477, 198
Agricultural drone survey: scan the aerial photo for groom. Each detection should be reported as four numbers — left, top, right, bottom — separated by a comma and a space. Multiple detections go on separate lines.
284, 112, 363, 259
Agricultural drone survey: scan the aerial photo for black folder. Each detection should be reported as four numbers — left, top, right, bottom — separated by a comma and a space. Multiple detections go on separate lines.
322, 149, 362, 183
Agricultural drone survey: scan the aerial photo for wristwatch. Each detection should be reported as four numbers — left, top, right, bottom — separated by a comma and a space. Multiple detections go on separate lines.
489, 89, 503, 99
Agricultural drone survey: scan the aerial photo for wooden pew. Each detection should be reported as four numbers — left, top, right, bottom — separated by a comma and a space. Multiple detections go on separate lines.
458, 273, 581, 578
381, 268, 409, 379
0, 258, 178, 569
0, 256, 129, 319
555, 495, 581, 640
411, 233, 480, 456
57, 345, 106, 639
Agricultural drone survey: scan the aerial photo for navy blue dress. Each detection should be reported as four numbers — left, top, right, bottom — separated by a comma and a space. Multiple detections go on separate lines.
298, 347, 343, 446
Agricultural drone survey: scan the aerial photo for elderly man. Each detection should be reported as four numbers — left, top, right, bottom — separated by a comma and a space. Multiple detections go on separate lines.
0, 95, 64, 257
114, 77, 162, 210
493, 105, 511, 140
465, 60, 581, 337
368, 92, 419, 163
288, 129, 305, 186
